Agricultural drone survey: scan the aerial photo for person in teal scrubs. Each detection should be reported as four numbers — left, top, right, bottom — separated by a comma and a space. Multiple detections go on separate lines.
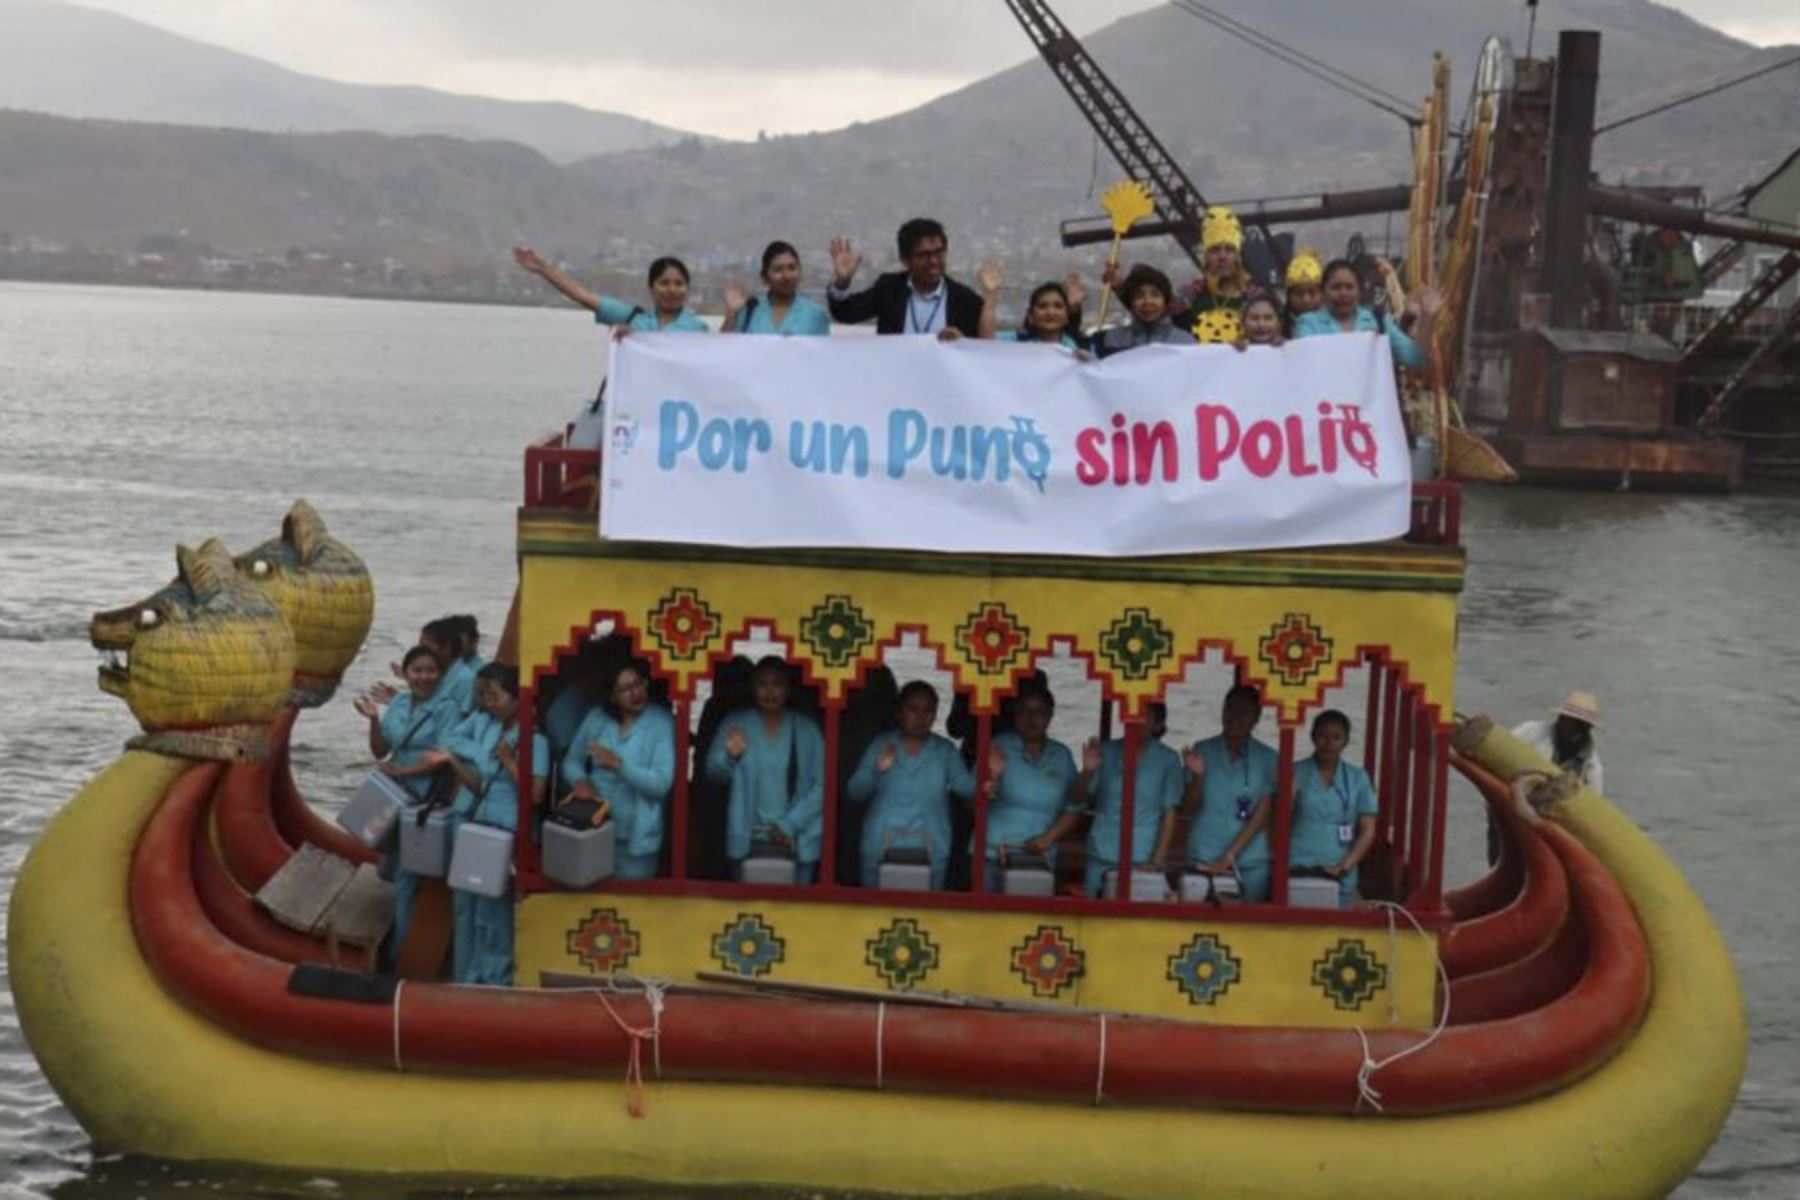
1077, 702, 1183, 898
513, 246, 711, 333
353, 644, 456, 968
562, 662, 675, 880
975, 686, 1080, 892
706, 657, 826, 883
721, 241, 831, 336
990, 273, 1091, 354
1288, 708, 1380, 907
847, 681, 976, 890
1182, 684, 1278, 902
424, 664, 548, 986
1292, 259, 1437, 369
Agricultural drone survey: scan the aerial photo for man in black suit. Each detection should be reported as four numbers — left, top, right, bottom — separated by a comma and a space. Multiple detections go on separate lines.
827, 218, 989, 338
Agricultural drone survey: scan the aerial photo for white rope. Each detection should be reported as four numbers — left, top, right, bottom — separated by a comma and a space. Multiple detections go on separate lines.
599, 974, 670, 1079
1094, 1013, 1109, 1106
391, 979, 406, 1073
1350, 900, 1451, 1114
875, 1001, 887, 1090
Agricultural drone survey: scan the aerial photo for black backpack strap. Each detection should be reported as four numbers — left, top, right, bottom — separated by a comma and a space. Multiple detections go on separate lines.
739, 296, 760, 332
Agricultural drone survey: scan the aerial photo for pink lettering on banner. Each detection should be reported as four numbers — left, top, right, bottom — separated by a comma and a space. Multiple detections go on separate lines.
1192, 402, 1380, 484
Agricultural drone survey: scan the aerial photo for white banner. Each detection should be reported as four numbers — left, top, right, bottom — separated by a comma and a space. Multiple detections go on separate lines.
600, 333, 1411, 557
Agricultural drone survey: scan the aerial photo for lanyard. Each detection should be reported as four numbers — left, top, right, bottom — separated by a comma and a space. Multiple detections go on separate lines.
906, 289, 945, 334
1316, 762, 1353, 824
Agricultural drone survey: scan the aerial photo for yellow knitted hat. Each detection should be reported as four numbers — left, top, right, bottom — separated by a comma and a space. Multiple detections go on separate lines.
1200, 205, 1243, 251
1285, 248, 1324, 287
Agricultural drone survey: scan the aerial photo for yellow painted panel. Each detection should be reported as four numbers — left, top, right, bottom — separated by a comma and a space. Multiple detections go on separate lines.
515, 891, 1438, 1029
520, 551, 1458, 722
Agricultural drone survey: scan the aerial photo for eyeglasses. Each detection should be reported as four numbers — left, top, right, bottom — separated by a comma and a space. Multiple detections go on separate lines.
908, 245, 947, 261
614, 678, 648, 696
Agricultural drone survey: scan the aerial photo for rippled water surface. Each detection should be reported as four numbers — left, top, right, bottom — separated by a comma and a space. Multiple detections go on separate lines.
1, 282, 1795, 1197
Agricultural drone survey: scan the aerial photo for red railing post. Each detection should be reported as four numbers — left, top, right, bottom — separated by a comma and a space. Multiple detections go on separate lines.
972, 712, 992, 894
1271, 723, 1297, 904
1378, 668, 1402, 831
821, 701, 840, 887
670, 695, 690, 881
1117, 717, 1141, 901
515, 680, 541, 882
1406, 706, 1434, 908
1363, 659, 1384, 777
1389, 685, 1414, 892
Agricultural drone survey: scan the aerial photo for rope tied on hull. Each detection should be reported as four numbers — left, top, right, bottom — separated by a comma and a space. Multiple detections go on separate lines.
594, 977, 667, 1117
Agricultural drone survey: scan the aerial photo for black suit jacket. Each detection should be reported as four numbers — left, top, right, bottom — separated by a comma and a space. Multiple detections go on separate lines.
828, 271, 985, 336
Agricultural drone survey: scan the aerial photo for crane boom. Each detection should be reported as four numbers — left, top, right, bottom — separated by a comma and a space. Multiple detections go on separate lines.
1001, 0, 1209, 270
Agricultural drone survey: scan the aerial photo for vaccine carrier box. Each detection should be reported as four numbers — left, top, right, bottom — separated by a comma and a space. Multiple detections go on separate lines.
448, 823, 513, 899
399, 808, 453, 878
337, 770, 410, 848
1287, 876, 1344, 910
999, 850, 1055, 898
877, 845, 933, 892
542, 814, 615, 889
741, 840, 799, 886
1179, 870, 1241, 903
1102, 868, 1172, 902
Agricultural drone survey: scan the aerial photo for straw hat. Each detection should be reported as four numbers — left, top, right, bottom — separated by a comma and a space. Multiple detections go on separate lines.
1556, 690, 1602, 729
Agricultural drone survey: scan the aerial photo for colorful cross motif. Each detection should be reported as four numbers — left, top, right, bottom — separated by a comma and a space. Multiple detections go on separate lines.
1258, 612, 1335, 687
955, 601, 1031, 676
646, 586, 721, 661
799, 594, 876, 669
1311, 937, 1389, 1011
1010, 924, 1085, 999
710, 912, 786, 979
566, 906, 641, 975
1099, 606, 1175, 681
1166, 932, 1243, 1005
864, 917, 940, 991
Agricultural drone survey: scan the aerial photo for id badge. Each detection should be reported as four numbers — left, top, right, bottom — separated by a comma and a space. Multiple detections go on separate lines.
1337, 823, 1355, 845
1235, 795, 1253, 821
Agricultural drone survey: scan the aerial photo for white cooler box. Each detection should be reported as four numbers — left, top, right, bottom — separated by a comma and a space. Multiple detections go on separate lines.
449, 823, 513, 899
1102, 867, 1172, 902
337, 770, 411, 848
741, 842, 799, 886
877, 844, 933, 892
542, 816, 615, 889
1287, 876, 1343, 910
1179, 870, 1241, 903
399, 808, 453, 878
998, 850, 1055, 898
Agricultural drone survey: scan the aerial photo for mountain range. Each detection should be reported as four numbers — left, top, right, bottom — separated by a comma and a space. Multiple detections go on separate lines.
0, 1, 699, 162
1, 0, 1795, 301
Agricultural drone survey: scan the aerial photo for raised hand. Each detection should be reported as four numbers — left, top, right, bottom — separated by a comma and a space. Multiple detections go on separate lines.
1413, 282, 1444, 320
495, 738, 517, 768
828, 236, 862, 287
1101, 260, 1121, 290
977, 259, 1005, 297
723, 278, 748, 315
1182, 748, 1207, 778
875, 742, 898, 774
936, 327, 963, 342
724, 726, 748, 760
1024, 834, 1052, 855
417, 748, 452, 768
591, 744, 622, 771
1082, 737, 1102, 773
1063, 270, 1086, 310
353, 695, 380, 721
513, 245, 549, 276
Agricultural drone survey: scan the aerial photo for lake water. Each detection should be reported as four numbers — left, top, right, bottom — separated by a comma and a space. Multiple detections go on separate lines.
0, 281, 1794, 1197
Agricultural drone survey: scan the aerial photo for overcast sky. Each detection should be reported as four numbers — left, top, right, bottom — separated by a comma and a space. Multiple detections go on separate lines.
61, 0, 1800, 139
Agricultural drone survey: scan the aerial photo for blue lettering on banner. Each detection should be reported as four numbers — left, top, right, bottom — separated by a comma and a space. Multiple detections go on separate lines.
658, 400, 771, 474
885, 409, 1052, 492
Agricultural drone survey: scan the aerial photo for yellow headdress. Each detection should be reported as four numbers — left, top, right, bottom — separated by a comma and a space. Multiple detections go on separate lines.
1285, 248, 1324, 288
1200, 205, 1243, 252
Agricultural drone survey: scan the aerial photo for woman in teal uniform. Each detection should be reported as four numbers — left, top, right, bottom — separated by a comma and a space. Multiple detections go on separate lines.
353, 644, 455, 965
1077, 702, 1183, 897
706, 657, 826, 883
513, 246, 711, 333
425, 664, 548, 985
721, 241, 832, 336
562, 662, 675, 880
1292, 260, 1435, 369
1182, 684, 1278, 901
980, 263, 1090, 353
847, 681, 976, 890
1288, 708, 1380, 907
975, 686, 1080, 892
